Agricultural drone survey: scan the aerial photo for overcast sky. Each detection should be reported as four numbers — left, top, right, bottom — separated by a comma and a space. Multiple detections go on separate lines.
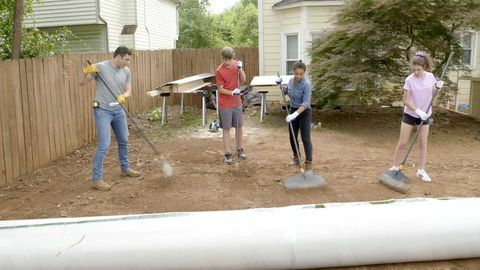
209, 0, 239, 14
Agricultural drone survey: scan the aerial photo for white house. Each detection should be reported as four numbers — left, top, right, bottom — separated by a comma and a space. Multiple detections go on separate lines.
24, 0, 180, 52
258, 0, 480, 118
258, 0, 344, 76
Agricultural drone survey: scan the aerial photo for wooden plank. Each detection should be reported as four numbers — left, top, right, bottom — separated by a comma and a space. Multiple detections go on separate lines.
45, 57, 61, 160
5, 61, 22, 180
52, 56, 64, 158
156, 73, 215, 90
69, 54, 82, 147
12, 59, 29, 177
25, 58, 39, 170
19, 59, 35, 174
250, 75, 294, 86
32, 58, 49, 166
61, 54, 73, 152
0, 62, 10, 185
85, 53, 96, 142
57, 55, 70, 156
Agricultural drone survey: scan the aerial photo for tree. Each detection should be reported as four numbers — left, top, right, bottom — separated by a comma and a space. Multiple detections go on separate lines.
11, 0, 23, 59
211, 0, 258, 48
310, 0, 480, 108
1, 0, 72, 60
176, 0, 219, 48
177, 0, 258, 49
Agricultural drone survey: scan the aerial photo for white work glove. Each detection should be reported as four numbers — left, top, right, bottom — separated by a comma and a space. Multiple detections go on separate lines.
286, 111, 299, 123
232, 88, 241, 96
415, 108, 429, 121
237, 60, 243, 70
435, 80, 444, 90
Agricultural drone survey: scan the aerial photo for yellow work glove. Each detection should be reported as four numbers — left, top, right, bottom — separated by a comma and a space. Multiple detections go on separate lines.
83, 64, 99, 75
117, 94, 126, 105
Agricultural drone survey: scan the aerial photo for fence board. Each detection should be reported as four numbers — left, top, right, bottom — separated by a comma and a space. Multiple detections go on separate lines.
5, 61, 22, 180
19, 59, 34, 174
0, 62, 9, 185
54, 55, 68, 157
31, 58, 47, 166
12, 60, 29, 177
24, 58, 40, 170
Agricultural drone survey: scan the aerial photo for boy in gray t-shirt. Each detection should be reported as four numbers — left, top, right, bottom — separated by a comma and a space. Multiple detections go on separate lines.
79, 46, 141, 191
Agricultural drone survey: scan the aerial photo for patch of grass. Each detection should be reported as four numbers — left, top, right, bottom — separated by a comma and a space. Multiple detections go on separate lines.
369, 199, 396, 205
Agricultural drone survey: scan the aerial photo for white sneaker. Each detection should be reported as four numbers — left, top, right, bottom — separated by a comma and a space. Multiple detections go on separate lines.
389, 166, 400, 171
416, 169, 432, 182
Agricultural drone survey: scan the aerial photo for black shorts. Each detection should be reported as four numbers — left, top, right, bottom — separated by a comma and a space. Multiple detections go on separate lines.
402, 113, 431, 126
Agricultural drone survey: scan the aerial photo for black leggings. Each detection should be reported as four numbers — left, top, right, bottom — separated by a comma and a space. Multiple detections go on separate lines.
288, 108, 313, 162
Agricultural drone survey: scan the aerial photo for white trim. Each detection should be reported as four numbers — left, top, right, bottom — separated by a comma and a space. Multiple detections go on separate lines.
273, 0, 344, 10
259, 0, 264, 75
470, 31, 477, 69
282, 32, 299, 75
461, 31, 477, 69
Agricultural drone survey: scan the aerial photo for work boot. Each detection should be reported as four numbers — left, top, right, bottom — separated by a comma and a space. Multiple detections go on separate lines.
237, 148, 247, 160
305, 161, 313, 172
224, 153, 233, 165
90, 178, 112, 191
289, 156, 300, 167
121, 168, 141, 178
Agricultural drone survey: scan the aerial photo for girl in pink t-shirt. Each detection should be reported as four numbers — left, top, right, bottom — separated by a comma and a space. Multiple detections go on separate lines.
389, 52, 443, 182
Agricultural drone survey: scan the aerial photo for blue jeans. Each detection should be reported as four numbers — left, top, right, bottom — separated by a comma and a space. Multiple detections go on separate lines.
92, 108, 129, 181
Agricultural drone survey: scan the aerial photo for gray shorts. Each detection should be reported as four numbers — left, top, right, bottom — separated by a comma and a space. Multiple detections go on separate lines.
219, 107, 243, 129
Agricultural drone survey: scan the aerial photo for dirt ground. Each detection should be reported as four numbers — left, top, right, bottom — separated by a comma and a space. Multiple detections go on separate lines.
1, 104, 480, 269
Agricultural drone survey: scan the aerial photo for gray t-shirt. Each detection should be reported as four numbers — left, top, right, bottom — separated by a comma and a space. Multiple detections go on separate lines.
91, 60, 131, 111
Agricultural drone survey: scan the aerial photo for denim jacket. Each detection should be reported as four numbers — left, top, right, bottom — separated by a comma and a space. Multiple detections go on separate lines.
282, 77, 312, 110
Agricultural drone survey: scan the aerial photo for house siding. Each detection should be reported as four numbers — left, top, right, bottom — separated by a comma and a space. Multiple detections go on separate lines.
135, 0, 178, 50
99, 0, 125, 51
443, 31, 480, 114
24, 0, 99, 28
261, 1, 342, 75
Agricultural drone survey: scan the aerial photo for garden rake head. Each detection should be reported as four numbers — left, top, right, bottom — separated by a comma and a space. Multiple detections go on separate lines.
379, 167, 410, 194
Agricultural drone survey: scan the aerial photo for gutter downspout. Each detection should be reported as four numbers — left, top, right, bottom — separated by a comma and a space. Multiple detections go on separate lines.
144, 0, 151, 49
97, 0, 109, 52
133, 0, 137, 49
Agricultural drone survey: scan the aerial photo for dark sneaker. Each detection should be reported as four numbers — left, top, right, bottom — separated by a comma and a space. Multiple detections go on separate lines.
305, 161, 313, 172
237, 148, 247, 160
289, 156, 300, 167
224, 153, 233, 165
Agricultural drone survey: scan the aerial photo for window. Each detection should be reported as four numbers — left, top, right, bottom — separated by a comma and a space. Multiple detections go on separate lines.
285, 34, 298, 75
461, 32, 476, 67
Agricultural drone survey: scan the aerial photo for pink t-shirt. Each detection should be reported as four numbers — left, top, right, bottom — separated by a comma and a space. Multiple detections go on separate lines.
403, 72, 437, 118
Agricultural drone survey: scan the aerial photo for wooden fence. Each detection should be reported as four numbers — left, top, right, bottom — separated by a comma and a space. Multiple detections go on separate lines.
0, 48, 258, 186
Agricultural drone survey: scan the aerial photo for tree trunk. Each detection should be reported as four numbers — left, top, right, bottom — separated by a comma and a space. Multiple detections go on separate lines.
12, 0, 24, 59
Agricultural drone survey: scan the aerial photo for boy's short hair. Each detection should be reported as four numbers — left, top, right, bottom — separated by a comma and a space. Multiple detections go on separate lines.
221, 47, 235, 59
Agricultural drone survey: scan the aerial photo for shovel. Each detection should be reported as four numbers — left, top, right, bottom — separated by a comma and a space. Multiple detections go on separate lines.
379, 52, 454, 193
278, 73, 326, 190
